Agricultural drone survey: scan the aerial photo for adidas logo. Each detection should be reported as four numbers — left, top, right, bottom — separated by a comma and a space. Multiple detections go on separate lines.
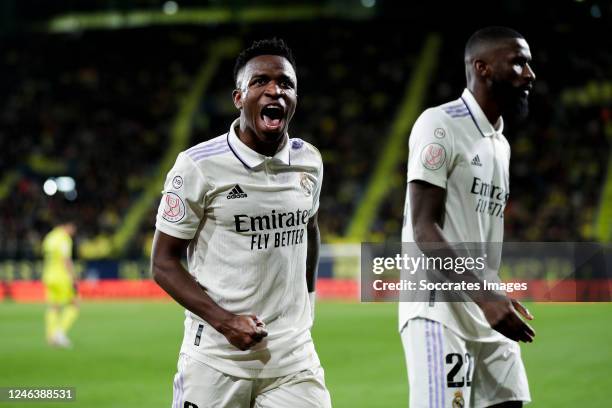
227, 185, 247, 199
471, 155, 482, 167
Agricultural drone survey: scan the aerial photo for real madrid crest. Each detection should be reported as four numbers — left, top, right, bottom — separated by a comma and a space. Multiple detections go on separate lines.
452, 390, 465, 408
300, 173, 314, 196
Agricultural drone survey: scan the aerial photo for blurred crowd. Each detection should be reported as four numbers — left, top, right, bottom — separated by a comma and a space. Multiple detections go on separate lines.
375, 26, 611, 242
0, 28, 205, 257
0, 21, 610, 259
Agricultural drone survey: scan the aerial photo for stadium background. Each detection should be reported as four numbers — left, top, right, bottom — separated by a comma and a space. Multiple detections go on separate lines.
1, 0, 611, 406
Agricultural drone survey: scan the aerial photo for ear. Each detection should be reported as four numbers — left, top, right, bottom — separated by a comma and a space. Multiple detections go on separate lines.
232, 89, 243, 110
474, 59, 490, 79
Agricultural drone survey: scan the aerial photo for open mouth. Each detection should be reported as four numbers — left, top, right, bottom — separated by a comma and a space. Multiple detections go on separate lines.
260, 105, 285, 130
520, 85, 533, 97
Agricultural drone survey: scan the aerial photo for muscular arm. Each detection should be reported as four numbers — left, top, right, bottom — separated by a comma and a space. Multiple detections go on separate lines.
306, 212, 320, 321
410, 180, 447, 244
151, 230, 266, 350
306, 211, 320, 293
409, 180, 535, 342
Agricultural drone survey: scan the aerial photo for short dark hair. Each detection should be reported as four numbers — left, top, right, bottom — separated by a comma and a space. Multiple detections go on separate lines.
465, 26, 524, 60
233, 38, 296, 86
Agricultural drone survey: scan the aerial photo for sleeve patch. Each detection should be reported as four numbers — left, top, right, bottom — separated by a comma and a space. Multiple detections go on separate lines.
420, 143, 446, 170
171, 175, 184, 189
161, 192, 186, 223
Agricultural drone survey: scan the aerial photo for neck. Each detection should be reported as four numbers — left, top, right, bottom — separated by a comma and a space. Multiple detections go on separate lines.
468, 84, 501, 126
237, 123, 285, 157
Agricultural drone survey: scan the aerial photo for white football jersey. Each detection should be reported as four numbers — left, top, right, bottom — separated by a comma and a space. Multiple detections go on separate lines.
400, 89, 510, 341
156, 118, 323, 378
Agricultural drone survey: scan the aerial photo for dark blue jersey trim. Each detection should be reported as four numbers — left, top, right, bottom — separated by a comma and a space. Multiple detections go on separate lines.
461, 96, 486, 138
226, 131, 252, 169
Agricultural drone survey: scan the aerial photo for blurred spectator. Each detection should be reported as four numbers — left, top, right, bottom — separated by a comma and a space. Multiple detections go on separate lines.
0, 21, 610, 259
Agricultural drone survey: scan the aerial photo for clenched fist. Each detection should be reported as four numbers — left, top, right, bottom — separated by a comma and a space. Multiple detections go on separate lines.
219, 315, 268, 350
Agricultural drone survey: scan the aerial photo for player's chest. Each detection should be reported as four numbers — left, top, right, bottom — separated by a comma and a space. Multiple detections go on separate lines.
450, 136, 509, 187
205, 166, 317, 225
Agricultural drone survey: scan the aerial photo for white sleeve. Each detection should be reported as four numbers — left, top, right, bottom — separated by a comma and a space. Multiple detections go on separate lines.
407, 109, 454, 189
155, 152, 209, 240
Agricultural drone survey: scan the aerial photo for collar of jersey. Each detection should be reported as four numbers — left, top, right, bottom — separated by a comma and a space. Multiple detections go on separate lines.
460, 88, 504, 138
227, 118, 291, 169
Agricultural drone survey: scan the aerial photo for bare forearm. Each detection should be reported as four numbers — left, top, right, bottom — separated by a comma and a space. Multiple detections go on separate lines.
306, 221, 320, 293
408, 161, 534, 342
409, 180, 472, 280
413, 222, 488, 301
152, 259, 234, 331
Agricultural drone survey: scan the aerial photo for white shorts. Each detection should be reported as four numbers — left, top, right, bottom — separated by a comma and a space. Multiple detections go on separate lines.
401, 318, 531, 408
172, 353, 332, 408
